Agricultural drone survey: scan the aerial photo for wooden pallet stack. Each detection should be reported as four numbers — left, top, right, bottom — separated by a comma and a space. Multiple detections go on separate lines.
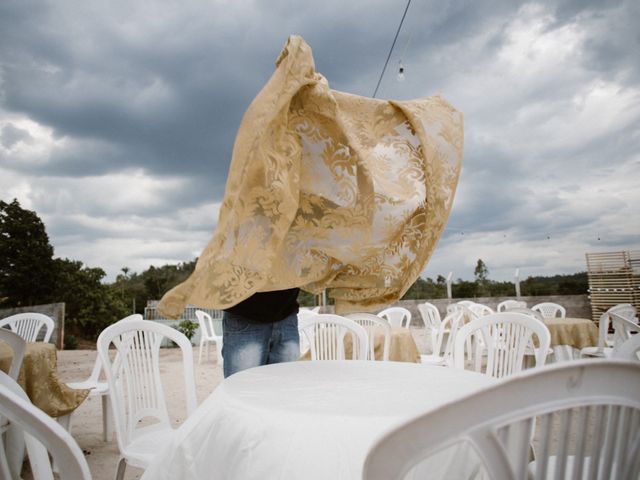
586, 250, 640, 321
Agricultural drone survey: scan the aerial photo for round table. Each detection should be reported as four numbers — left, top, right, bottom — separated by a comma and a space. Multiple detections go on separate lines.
300, 326, 421, 363
543, 317, 599, 349
141, 361, 496, 480
0, 342, 88, 417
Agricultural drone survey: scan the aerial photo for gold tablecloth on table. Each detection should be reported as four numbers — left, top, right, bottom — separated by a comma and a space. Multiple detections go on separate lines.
301, 326, 420, 363
0, 342, 89, 417
543, 317, 599, 349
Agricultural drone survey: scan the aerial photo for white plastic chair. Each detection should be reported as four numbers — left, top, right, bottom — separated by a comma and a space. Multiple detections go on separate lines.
0, 371, 92, 480
419, 310, 464, 366
496, 299, 527, 312
363, 361, 640, 480
417, 302, 444, 355
0, 328, 26, 380
468, 303, 494, 317
453, 312, 551, 378
65, 314, 142, 441
608, 303, 637, 322
0, 313, 54, 342
298, 314, 368, 360
531, 302, 566, 319
613, 334, 640, 361
378, 307, 412, 328
97, 320, 197, 480
0, 332, 26, 478
194, 310, 223, 365
346, 313, 391, 361
580, 311, 613, 359
610, 311, 640, 348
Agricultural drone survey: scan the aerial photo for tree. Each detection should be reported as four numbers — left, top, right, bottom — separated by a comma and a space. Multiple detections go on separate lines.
0, 199, 57, 307
52, 258, 129, 339
474, 259, 490, 297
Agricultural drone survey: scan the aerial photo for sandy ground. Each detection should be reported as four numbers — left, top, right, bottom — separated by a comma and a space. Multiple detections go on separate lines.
36, 329, 431, 480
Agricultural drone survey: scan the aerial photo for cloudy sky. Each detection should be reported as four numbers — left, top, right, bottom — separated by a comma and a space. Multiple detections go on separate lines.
1, 0, 638, 284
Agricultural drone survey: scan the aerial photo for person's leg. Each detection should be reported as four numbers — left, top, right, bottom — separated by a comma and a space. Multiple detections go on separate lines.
267, 312, 300, 365
222, 311, 271, 378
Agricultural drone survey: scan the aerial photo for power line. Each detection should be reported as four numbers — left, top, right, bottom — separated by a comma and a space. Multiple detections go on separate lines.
372, 0, 412, 98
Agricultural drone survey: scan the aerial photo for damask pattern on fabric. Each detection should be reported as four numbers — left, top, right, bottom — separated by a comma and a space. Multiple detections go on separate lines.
158, 35, 463, 317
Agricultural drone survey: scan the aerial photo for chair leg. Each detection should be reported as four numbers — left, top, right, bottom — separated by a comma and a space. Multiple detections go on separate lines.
198, 340, 203, 365
115, 457, 127, 480
102, 394, 113, 442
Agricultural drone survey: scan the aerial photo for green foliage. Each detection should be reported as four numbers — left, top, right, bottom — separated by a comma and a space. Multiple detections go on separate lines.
64, 334, 79, 350
176, 319, 199, 340
401, 277, 446, 300
0, 199, 57, 307
52, 258, 129, 339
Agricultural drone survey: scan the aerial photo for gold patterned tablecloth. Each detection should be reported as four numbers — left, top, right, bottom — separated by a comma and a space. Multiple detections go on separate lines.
301, 326, 420, 363
0, 342, 89, 417
543, 317, 599, 349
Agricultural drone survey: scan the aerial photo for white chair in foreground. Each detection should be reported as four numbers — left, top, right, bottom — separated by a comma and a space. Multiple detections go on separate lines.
496, 299, 527, 312
194, 310, 223, 365
298, 314, 368, 360
0, 313, 54, 342
0, 332, 26, 478
580, 311, 612, 359
531, 302, 566, 319
378, 307, 412, 328
453, 312, 551, 378
363, 361, 640, 480
65, 314, 142, 441
97, 320, 197, 480
346, 313, 391, 361
0, 371, 92, 480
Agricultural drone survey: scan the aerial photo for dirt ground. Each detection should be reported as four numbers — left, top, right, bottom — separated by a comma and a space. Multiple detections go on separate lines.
33, 329, 431, 480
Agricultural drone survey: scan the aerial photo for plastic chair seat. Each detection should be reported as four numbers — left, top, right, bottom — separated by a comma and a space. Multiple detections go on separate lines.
66, 380, 109, 394
125, 424, 175, 469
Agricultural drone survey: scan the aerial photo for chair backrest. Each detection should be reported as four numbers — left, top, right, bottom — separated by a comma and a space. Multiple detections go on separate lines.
610, 312, 640, 348
506, 307, 545, 322
346, 313, 391, 361
436, 310, 465, 363
0, 328, 26, 380
378, 307, 412, 328
613, 334, 640, 361
417, 303, 441, 330
531, 302, 566, 318
195, 310, 218, 340
363, 361, 640, 480
97, 320, 197, 456
454, 312, 551, 378
496, 299, 527, 312
298, 314, 368, 360
0, 313, 54, 342
608, 303, 637, 322
468, 303, 494, 317
0, 371, 92, 480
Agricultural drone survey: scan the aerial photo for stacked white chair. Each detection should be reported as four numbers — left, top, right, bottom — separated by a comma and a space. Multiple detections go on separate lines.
377, 307, 412, 328
363, 361, 640, 480
496, 299, 527, 312
581, 306, 638, 359
531, 302, 566, 319
613, 333, 640, 361
0, 313, 54, 342
194, 310, 223, 365
419, 309, 464, 366
65, 314, 142, 441
468, 303, 494, 317
453, 312, 551, 378
346, 313, 391, 361
97, 319, 197, 480
0, 371, 92, 480
298, 314, 368, 360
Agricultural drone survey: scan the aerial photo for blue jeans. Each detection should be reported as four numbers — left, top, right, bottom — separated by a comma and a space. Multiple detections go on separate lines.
222, 311, 300, 378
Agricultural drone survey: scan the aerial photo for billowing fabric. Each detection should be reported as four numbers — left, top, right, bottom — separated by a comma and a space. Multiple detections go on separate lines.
158, 35, 463, 318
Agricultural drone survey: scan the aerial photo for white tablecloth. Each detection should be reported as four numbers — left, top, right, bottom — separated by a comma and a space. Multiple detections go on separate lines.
141, 361, 496, 480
